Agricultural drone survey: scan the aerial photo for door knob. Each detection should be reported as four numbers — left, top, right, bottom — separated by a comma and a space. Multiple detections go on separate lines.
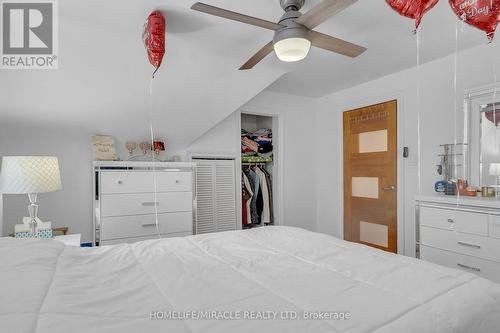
382, 185, 396, 192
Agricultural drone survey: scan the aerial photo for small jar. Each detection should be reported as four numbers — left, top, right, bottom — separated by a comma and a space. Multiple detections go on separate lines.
482, 186, 489, 197
466, 187, 477, 196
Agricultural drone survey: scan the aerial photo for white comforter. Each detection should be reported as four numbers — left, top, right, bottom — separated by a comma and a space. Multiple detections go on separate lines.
1, 226, 499, 333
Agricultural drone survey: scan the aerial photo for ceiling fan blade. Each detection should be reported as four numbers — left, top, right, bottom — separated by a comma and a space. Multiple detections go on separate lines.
239, 42, 274, 70
309, 30, 366, 58
296, 0, 358, 29
191, 2, 284, 31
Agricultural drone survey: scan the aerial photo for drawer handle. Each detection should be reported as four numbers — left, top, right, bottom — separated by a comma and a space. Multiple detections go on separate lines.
447, 218, 454, 223
175, 180, 180, 184
142, 223, 157, 227
117, 181, 123, 185
457, 241, 481, 249
142, 202, 159, 207
457, 263, 481, 272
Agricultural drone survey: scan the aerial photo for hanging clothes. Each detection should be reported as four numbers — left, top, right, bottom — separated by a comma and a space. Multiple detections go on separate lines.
242, 171, 253, 225
242, 164, 274, 228
255, 167, 271, 224
245, 168, 260, 225
262, 168, 274, 224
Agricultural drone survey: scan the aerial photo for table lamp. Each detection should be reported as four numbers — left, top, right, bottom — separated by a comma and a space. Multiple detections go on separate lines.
0, 156, 62, 237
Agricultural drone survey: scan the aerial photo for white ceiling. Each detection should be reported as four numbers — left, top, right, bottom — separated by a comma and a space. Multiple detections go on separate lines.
0, 0, 489, 148
268, 0, 488, 97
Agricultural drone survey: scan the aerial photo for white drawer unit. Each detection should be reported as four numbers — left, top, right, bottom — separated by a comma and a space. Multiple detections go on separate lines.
420, 245, 500, 283
93, 161, 196, 245
100, 212, 193, 240
100, 171, 192, 194
419, 206, 489, 236
101, 192, 193, 217
416, 195, 500, 284
99, 232, 192, 246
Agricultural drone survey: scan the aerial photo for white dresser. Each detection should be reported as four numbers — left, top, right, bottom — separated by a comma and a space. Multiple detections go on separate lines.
416, 195, 500, 283
93, 161, 196, 246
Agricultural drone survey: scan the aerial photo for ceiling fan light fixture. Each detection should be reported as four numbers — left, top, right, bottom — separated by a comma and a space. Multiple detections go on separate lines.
190, 1, 367, 70
273, 37, 311, 62
273, 14, 311, 63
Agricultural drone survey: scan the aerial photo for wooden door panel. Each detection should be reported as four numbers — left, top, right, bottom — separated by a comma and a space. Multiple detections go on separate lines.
350, 121, 388, 133
343, 100, 397, 253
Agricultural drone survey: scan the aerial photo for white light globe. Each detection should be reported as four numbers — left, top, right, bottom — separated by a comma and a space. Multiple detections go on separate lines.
273, 37, 311, 62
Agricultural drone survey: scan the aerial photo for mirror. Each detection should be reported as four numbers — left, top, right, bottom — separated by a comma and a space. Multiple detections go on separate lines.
468, 88, 500, 187
479, 102, 500, 186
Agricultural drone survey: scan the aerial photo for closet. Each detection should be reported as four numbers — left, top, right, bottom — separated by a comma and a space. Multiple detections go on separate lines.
241, 113, 277, 229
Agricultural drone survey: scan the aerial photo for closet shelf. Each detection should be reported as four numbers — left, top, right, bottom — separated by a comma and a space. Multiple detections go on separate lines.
241, 156, 273, 163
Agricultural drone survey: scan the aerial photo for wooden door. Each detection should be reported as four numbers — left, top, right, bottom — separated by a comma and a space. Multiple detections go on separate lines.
343, 100, 397, 253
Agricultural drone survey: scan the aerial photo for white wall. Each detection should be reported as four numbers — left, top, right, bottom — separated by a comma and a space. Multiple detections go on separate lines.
188, 90, 319, 231
0, 118, 194, 241
316, 42, 500, 256
188, 112, 241, 157
0, 124, 93, 241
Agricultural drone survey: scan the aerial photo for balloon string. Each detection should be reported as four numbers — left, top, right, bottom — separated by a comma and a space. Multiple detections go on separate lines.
152, 67, 159, 79
416, 28, 422, 197
453, 19, 460, 208
493, 44, 498, 200
149, 75, 161, 239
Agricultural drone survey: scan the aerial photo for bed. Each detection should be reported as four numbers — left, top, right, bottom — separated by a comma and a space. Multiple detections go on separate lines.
1, 226, 499, 333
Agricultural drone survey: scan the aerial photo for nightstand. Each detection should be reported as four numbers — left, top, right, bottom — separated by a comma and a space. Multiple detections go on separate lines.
54, 234, 81, 247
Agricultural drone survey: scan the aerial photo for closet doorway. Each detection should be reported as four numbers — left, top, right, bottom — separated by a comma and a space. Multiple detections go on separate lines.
240, 112, 280, 229
343, 100, 397, 253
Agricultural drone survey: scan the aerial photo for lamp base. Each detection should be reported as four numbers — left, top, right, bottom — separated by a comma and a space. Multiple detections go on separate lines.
28, 193, 38, 238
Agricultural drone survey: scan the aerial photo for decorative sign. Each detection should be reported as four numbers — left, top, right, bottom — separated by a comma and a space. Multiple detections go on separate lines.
91, 135, 119, 161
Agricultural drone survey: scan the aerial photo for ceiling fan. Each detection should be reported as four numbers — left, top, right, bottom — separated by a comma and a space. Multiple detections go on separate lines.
191, 0, 366, 70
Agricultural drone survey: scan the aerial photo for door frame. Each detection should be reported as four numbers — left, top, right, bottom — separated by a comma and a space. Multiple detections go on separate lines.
337, 92, 406, 255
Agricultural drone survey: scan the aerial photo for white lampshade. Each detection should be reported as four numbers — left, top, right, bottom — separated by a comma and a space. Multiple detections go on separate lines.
0, 156, 62, 194
489, 163, 500, 177
273, 37, 311, 62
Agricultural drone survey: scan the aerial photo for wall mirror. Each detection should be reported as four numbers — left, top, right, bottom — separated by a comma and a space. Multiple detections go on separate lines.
468, 87, 500, 187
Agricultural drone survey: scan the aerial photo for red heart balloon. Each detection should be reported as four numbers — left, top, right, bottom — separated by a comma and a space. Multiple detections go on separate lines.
449, 0, 500, 42
143, 11, 166, 75
386, 0, 440, 29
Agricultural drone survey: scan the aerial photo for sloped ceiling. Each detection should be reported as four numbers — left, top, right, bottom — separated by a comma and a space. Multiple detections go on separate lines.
0, 0, 290, 154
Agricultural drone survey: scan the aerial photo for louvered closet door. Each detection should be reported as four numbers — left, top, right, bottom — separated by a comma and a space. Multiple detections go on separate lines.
194, 159, 237, 234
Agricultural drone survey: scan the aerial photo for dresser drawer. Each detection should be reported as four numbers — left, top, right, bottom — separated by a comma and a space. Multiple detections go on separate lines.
420, 206, 488, 236
101, 192, 192, 217
490, 215, 500, 239
420, 245, 500, 283
100, 171, 192, 194
101, 212, 192, 240
421, 226, 500, 263
99, 231, 192, 246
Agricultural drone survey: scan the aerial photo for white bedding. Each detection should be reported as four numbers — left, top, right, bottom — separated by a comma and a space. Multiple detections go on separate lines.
1, 226, 499, 333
